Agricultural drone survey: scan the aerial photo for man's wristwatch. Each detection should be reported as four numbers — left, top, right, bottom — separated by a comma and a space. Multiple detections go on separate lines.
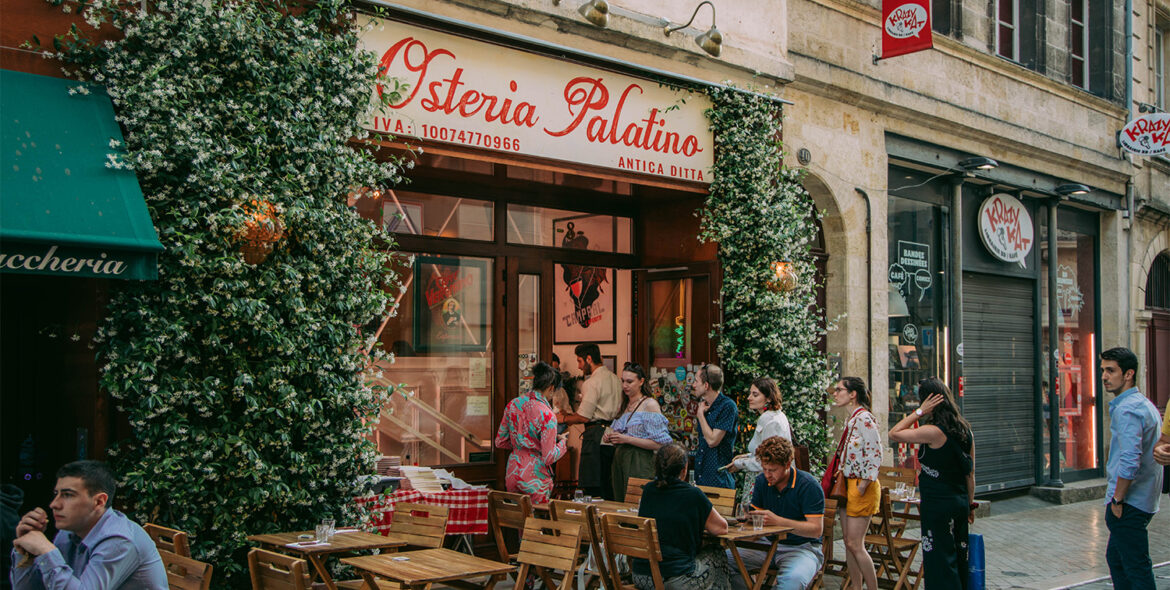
914, 408, 924, 417
1111, 497, 1124, 506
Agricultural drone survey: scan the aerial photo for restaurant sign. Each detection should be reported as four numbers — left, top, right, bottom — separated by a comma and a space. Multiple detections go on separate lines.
978, 193, 1033, 268
359, 20, 714, 183
1118, 113, 1170, 156
0, 242, 157, 280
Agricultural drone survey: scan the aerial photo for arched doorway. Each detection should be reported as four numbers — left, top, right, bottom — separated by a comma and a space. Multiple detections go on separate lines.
1145, 251, 1170, 411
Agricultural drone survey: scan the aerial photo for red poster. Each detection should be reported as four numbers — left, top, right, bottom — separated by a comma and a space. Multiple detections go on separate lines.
881, 0, 933, 60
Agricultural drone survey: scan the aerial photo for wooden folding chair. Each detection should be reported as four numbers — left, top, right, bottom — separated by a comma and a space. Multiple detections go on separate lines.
160, 549, 212, 590
550, 500, 612, 590
599, 514, 665, 590
623, 477, 650, 506
864, 489, 922, 590
696, 484, 738, 520
388, 502, 449, 549
874, 466, 918, 536
248, 548, 312, 590
488, 490, 532, 565
514, 516, 583, 590
144, 523, 191, 558
809, 498, 848, 590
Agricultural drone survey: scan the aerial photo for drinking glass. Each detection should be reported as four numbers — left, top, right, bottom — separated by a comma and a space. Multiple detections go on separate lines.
315, 524, 330, 543
322, 517, 336, 540
735, 503, 748, 529
751, 513, 765, 531
574, 489, 585, 503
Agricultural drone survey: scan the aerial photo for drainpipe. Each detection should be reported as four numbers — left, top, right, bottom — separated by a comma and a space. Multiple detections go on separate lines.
856, 188, 873, 390
1047, 199, 1064, 487
950, 179, 964, 409
1125, 179, 1135, 350
1125, 0, 1134, 117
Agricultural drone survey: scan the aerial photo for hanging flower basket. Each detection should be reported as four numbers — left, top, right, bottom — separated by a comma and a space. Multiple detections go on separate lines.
237, 199, 285, 265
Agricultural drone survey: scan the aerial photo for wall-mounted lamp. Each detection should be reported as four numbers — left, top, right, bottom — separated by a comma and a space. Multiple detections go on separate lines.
1054, 183, 1091, 196
957, 156, 998, 171
664, 1, 722, 57
767, 260, 797, 292
577, 0, 609, 27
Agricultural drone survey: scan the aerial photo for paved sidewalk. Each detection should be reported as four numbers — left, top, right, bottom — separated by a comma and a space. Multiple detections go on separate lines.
821, 496, 1170, 590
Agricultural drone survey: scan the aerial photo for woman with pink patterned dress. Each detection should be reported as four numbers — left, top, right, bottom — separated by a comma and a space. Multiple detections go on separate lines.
495, 361, 568, 504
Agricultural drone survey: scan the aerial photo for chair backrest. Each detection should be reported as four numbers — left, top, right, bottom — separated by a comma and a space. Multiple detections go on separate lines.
247, 548, 311, 590
794, 445, 811, 472
696, 484, 737, 520
548, 500, 601, 543
489, 490, 532, 562
624, 477, 651, 506
144, 523, 191, 558
160, 549, 212, 590
517, 516, 583, 573
811, 499, 847, 590
389, 502, 450, 549
875, 488, 899, 546
876, 465, 917, 489
600, 513, 665, 590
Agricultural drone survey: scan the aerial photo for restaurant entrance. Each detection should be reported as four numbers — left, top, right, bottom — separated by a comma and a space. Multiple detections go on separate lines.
364, 153, 716, 487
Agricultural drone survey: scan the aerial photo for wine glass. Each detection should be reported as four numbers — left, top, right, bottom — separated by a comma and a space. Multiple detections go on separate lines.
735, 502, 749, 529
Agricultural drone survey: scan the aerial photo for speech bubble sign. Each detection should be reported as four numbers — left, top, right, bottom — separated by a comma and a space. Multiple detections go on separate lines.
914, 269, 932, 301
1119, 113, 1170, 156
884, 3, 929, 39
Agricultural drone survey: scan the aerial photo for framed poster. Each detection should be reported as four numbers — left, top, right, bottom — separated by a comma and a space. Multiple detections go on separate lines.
553, 213, 617, 252
554, 263, 615, 344
412, 256, 489, 352
602, 355, 617, 374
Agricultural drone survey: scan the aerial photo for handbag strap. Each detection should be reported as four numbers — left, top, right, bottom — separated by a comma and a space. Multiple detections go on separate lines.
832, 407, 865, 463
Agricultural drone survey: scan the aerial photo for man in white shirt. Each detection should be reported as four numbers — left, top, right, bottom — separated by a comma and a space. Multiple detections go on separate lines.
562, 344, 622, 499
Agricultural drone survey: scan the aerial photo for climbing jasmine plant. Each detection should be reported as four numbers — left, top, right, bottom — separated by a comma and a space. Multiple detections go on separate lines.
47, 0, 405, 585
701, 86, 833, 481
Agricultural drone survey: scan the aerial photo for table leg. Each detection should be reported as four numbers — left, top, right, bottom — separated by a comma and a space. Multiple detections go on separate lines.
750, 539, 780, 590
724, 541, 755, 590
306, 554, 339, 590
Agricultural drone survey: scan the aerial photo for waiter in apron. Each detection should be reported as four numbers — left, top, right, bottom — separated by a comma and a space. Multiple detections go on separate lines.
560, 343, 623, 499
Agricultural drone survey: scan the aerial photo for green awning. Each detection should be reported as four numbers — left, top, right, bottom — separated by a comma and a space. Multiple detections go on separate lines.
1, 69, 162, 280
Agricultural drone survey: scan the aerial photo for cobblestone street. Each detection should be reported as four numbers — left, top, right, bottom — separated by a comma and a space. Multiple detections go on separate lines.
822, 493, 1170, 590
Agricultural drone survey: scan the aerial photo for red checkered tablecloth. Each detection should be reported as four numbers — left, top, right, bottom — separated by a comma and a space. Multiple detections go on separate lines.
354, 488, 489, 535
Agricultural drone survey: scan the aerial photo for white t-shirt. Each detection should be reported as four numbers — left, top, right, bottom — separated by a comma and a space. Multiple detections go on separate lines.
732, 409, 793, 473
577, 365, 622, 422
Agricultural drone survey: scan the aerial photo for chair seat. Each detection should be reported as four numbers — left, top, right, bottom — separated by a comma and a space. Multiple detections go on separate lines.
863, 534, 918, 550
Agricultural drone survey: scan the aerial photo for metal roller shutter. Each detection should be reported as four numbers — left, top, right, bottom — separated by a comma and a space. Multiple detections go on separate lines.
963, 272, 1036, 491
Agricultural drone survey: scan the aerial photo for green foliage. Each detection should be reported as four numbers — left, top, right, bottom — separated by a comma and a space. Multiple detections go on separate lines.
49, 1, 405, 585
701, 86, 833, 481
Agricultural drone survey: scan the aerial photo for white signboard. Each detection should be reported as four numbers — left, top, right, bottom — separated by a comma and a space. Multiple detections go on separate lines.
360, 20, 714, 183
1119, 113, 1170, 156
978, 193, 1034, 268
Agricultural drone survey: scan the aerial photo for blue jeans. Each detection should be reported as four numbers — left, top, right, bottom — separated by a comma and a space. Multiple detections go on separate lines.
1105, 503, 1156, 590
727, 543, 824, 590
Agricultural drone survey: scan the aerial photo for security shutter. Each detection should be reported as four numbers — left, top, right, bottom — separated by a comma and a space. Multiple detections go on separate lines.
963, 272, 1036, 491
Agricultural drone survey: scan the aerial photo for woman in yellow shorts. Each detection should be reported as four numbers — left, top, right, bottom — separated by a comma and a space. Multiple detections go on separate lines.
832, 377, 883, 590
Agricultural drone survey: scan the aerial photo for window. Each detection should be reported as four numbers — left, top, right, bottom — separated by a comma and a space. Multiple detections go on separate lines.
1070, 0, 1088, 88
996, 0, 1019, 61
1157, 22, 1167, 110
932, 0, 953, 36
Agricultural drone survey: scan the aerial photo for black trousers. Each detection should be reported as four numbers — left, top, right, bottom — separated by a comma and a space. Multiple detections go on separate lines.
920, 494, 969, 590
1105, 503, 1156, 590
579, 426, 615, 500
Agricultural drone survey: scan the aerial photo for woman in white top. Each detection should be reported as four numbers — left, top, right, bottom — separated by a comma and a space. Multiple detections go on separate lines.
724, 377, 791, 502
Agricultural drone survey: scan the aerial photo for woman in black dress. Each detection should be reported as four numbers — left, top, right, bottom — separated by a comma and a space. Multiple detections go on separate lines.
889, 378, 975, 590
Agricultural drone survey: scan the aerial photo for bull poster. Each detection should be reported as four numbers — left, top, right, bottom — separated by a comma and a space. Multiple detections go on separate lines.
412, 256, 489, 352
555, 262, 615, 343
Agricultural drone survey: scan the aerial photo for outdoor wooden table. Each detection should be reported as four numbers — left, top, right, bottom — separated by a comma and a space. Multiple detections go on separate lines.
717, 524, 794, 590
342, 547, 515, 590
246, 530, 407, 590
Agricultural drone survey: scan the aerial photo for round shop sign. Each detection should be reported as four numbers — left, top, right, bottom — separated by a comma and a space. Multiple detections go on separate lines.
1119, 113, 1170, 156
884, 3, 929, 39
978, 193, 1034, 268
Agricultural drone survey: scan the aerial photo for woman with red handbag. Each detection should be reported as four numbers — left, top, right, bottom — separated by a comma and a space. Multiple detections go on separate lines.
829, 377, 883, 590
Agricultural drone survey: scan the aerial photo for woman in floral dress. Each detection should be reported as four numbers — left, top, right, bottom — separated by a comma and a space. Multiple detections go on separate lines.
495, 361, 568, 504
832, 376, 883, 590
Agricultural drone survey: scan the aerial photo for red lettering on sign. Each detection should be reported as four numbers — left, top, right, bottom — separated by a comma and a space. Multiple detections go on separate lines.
984, 197, 1033, 254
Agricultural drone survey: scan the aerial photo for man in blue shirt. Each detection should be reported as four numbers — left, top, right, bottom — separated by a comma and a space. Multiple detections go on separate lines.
1101, 347, 1163, 590
694, 363, 738, 488
11, 460, 167, 589
730, 436, 824, 590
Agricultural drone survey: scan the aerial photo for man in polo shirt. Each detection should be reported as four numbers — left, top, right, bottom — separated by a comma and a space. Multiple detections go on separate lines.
563, 343, 622, 499
694, 364, 738, 488
11, 460, 167, 589
731, 436, 824, 590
